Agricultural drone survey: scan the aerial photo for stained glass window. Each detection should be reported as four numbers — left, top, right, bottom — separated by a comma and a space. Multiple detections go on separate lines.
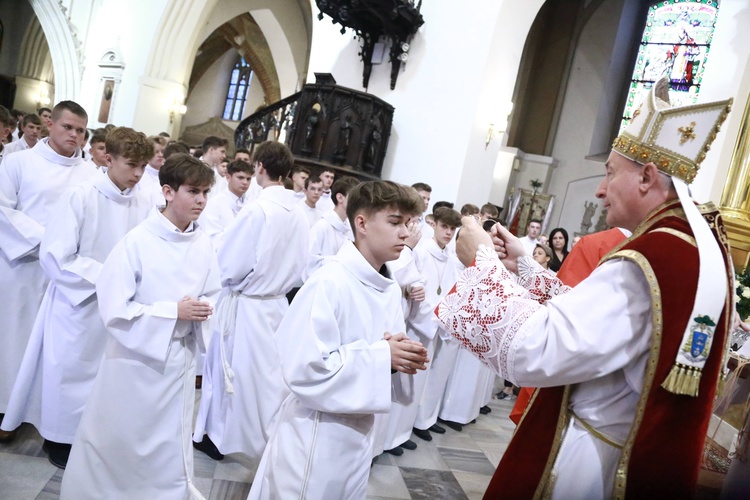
223, 57, 253, 121
619, 0, 719, 133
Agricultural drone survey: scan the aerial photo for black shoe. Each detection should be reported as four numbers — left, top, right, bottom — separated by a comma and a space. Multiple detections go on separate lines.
429, 423, 446, 434
385, 446, 404, 456
400, 439, 417, 450
439, 419, 463, 432
195, 375, 202, 390
413, 427, 432, 441
480, 405, 491, 415
43, 440, 71, 469
193, 434, 224, 461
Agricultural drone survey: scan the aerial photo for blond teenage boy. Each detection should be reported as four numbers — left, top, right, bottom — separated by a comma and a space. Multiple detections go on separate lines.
1, 127, 154, 468
61, 154, 221, 498
249, 180, 428, 500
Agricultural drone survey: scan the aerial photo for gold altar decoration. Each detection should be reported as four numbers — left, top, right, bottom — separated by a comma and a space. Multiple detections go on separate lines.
719, 94, 750, 270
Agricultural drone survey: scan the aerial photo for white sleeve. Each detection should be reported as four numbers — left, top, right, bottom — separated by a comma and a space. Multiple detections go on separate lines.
39, 189, 102, 306
275, 281, 393, 414
217, 203, 263, 287
0, 157, 44, 261
437, 246, 652, 387
96, 239, 179, 363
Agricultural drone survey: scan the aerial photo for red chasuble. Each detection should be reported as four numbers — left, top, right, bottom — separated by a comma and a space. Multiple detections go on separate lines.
484, 200, 732, 499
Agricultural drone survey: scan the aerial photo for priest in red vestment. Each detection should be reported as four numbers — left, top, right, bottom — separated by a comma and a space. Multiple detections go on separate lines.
437, 78, 734, 498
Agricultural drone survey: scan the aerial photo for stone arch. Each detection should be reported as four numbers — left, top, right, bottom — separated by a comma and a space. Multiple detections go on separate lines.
28, 0, 83, 101
144, 0, 312, 98
17, 15, 53, 82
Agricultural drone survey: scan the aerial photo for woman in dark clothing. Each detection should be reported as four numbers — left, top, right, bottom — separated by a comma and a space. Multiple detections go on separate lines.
548, 227, 569, 272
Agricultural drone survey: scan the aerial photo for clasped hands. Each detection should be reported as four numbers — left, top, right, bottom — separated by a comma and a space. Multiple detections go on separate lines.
385, 332, 429, 375
456, 216, 526, 274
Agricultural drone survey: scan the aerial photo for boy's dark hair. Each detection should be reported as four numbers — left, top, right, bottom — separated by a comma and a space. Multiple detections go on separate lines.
346, 181, 424, 232
51, 101, 88, 121
528, 218, 542, 226
106, 127, 155, 164
22, 113, 42, 128
234, 147, 251, 158
89, 132, 107, 145
432, 201, 454, 212
192, 148, 203, 158
460, 203, 479, 216
227, 159, 254, 176
11, 109, 24, 119
433, 207, 463, 228
535, 243, 552, 258
37, 107, 52, 116
164, 142, 189, 159
253, 141, 294, 179
305, 174, 322, 189
331, 176, 360, 206
321, 166, 336, 175
158, 132, 171, 138
411, 182, 432, 193
202, 135, 228, 151
159, 153, 215, 190
282, 177, 294, 190
480, 203, 499, 218
290, 165, 310, 176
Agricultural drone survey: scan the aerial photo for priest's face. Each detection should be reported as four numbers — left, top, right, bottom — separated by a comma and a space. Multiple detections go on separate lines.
107, 154, 146, 191
48, 110, 87, 157
596, 152, 643, 231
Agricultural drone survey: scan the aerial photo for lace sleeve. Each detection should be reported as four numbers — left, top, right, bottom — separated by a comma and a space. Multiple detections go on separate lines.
436, 245, 544, 376
515, 256, 571, 304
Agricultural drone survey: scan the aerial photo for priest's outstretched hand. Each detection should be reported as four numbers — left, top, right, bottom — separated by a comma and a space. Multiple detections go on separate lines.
384, 332, 429, 375
177, 295, 213, 321
456, 216, 494, 267
489, 223, 526, 274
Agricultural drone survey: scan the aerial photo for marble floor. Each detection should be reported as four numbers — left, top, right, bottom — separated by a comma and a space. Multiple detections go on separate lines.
1, 396, 515, 500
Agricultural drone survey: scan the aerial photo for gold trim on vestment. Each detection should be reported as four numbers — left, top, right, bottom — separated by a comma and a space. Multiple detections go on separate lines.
650, 227, 696, 247
569, 410, 624, 449
535, 386, 571, 500
600, 249, 663, 500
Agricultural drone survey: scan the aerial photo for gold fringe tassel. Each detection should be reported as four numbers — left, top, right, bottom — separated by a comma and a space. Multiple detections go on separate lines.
661, 363, 701, 397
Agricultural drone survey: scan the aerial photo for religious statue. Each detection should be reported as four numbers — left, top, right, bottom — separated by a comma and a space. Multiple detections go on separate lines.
335, 116, 352, 158
580, 200, 597, 234
594, 208, 609, 233
303, 105, 320, 152
365, 124, 382, 171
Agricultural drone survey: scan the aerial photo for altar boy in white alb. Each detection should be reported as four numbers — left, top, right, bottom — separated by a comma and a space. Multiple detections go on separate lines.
305, 175, 360, 280
248, 180, 429, 500
60, 154, 221, 499
197, 159, 253, 250
193, 141, 309, 460
0, 101, 95, 441
0, 128, 154, 468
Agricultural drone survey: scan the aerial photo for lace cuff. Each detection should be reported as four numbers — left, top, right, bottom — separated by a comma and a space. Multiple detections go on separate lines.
515, 255, 571, 304
436, 245, 543, 376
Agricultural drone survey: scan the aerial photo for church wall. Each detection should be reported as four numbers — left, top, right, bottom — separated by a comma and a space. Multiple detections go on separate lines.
0, 1, 36, 77
182, 49, 237, 131
691, 0, 750, 203
305, 0, 544, 210
545, 0, 631, 237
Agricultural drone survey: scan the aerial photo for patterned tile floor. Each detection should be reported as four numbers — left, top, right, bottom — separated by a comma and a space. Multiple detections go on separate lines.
1, 395, 515, 499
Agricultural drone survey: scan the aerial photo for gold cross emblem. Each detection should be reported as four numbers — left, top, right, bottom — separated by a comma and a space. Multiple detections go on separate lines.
678, 122, 697, 144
